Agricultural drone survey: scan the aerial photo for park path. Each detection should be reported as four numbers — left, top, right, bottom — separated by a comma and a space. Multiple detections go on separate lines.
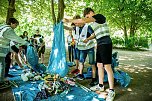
113, 49, 152, 101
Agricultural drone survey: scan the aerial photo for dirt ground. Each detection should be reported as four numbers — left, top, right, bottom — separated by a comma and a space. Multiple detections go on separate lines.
0, 48, 152, 101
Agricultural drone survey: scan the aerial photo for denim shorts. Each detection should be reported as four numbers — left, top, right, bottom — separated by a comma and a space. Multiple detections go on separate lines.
79, 48, 95, 65
73, 47, 80, 60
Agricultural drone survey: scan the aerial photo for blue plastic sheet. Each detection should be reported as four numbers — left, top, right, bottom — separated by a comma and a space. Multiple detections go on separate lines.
47, 21, 68, 77
9, 68, 104, 101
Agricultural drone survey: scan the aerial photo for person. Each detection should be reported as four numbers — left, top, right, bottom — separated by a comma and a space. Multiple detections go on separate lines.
64, 15, 97, 86
64, 16, 81, 75
22, 31, 29, 42
75, 21, 97, 86
38, 37, 45, 64
67, 30, 74, 63
0, 18, 28, 77
32, 29, 45, 64
64, 8, 115, 101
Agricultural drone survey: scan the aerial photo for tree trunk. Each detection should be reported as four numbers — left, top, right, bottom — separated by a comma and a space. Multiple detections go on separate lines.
51, 0, 56, 25
57, 0, 65, 23
123, 25, 128, 46
6, 0, 16, 23
130, 13, 136, 37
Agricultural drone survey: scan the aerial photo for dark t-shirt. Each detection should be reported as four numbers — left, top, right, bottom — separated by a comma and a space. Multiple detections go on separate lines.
92, 14, 112, 45
33, 34, 44, 39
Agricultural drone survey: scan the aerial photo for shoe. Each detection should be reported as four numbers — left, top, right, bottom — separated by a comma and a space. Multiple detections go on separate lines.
5, 74, 14, 77
72, 62, 76, 66
76, 74, 84, 80
90, 84, 104, 92
106, 90, 115, 101
89, 80, 98, 87
70, 69, 79, 74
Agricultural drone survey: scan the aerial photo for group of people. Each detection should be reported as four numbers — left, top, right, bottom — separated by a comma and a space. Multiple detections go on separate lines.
0, 18, 45, 79
0, 7, 115, 101
64, 7, 115, 101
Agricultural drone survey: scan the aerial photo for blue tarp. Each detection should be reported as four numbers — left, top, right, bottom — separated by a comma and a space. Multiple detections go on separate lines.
47, 21, 68, 77
9, 67, 104, 101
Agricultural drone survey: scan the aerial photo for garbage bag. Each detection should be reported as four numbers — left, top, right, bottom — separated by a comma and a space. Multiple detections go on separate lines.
47, 21, 68, 77
26, 44, 39, 71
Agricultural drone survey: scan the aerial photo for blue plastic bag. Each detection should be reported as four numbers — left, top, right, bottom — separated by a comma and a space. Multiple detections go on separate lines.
26, 44, 39, 71
47, 21, 68, 77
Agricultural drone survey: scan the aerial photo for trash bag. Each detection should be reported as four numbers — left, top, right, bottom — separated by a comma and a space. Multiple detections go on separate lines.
36, 63, 47, 73
26, 44, 39, 71
114, 70, 131, 87
47, 21, 68, 77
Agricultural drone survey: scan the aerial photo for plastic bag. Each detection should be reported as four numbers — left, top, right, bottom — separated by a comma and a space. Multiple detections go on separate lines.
26, 44, 39, 71
47, 21, 68, 77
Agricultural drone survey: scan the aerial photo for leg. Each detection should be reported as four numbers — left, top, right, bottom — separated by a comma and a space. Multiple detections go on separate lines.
71, 46, 74, 62
97, 63, 104, 85
68, 46, 72, 62
5, 52, 12, 77
104, 64, 114, 89
79, 50, 86, 74
40, 46, 45, 64
41, 54, 44, 64
88, 48, 96, 78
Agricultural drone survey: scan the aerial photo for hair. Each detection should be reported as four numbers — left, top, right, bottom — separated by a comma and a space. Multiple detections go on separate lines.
7, 18, 19, 25
73, 15, 81, 19
83, 7, 94, 17
23, 31, 28, 36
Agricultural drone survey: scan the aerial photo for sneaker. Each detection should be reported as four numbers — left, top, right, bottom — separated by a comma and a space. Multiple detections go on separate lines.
106, 90, 115, 101
89, 80, 98, 87
70, 69, 79, 74
90, 84, 104, 92
76, 74, 84, 80
72, 62, 76, 66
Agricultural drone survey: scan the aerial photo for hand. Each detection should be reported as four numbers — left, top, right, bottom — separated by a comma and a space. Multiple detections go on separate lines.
83, 39, 89, 43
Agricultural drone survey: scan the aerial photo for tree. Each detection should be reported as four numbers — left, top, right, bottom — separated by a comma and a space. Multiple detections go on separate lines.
51, 0, 65, 25
6, 0, 16, 23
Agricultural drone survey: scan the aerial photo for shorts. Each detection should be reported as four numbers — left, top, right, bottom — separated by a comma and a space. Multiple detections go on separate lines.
73, 47, 80, 60
11, 45, 19, 53
96, 43, 112, 64
38, 46, 45, 57
79, 48, 95, 65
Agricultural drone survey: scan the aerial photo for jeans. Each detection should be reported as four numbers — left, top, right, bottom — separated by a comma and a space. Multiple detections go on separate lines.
68, 45, 74, 62
79, 48, 95, 65
73, 47, 80, 60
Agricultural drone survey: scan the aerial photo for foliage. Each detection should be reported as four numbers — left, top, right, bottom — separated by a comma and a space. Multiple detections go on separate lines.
0, 0, 151, 49
112, 36, 149, 50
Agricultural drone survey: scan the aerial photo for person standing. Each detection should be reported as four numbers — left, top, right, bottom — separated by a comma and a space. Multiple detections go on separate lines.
32, 29, 45, 64
64, 7, 115, 101
22, 31, 29, 42
0, 18, 28, 77
75, 22, 97, 87
67, 30, 74, 63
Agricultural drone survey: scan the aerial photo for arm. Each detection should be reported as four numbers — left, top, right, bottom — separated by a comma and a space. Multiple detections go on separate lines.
64, 25, 73, 31
3, 29, 28, 45
83, 33, 95, 43
64, 17, 96, 24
